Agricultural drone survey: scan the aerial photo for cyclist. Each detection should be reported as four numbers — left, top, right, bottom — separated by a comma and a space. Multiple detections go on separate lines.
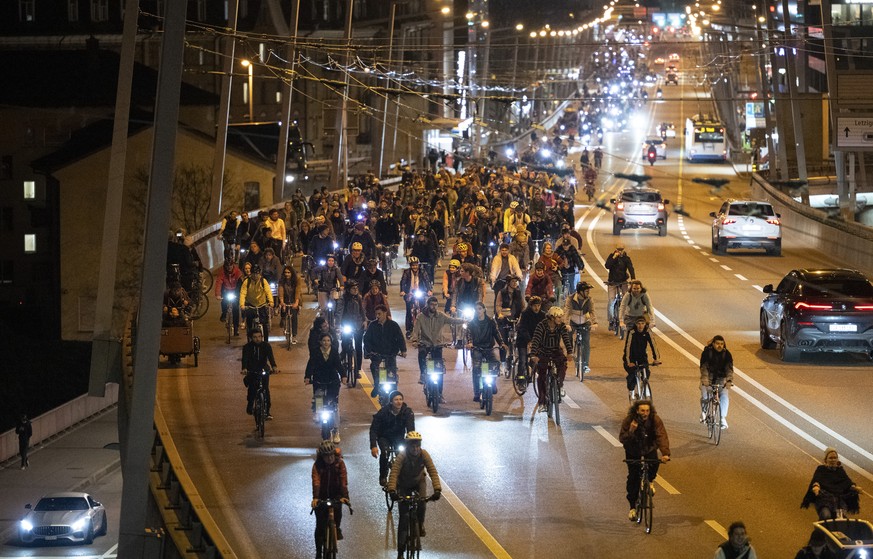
411, 296, 466, 387
454, 242, 481, 270
400, 256, 433, 337
364, 305, 408, 397
442, 259, 461, 313
363, 280, 391, 325
340, 241, 367, 283
311, 440, 349, 559
308, 315, 338, 355
241, 329, 278, 420
359, 257, 387, 295
215, 257, 243, 336
593, 146, 603, 168
337, 280, 365, 376
308, 224, 335, 263
517, 296, 546, 381
623, 316, 661, 400
530, 306, 573, 412
347, 221, 376, 259
259, 247, 282, 286
314, 255, 344, 314
387, 431, 442, 559
699, 335, 733, 429
555, 236, 584, 303
525, 262, 555, 311
564, 281, 597, 375
794, 530, 835, 559
494, 275, 524, 367
801, 448, 860, 520
305, 333, 343, 442
369, 390, 415, 486
239, 264, 274, 342
409, 229, 437, 283
466, 302, 508, 403
277, 265, 302, 345
489, 243, 523, 297
618, 399, 671, 521
451, 263, 486, 316
619, 279, 654, 331
605, 244, 635, 324
266, 208, 286, 259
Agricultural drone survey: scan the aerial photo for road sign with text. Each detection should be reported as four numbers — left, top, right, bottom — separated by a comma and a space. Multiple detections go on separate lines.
836, 116, 873, 150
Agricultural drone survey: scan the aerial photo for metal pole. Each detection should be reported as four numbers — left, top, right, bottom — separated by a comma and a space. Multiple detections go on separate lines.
209, 0, 239, 221
89, 0, 139, 396
781, 0, 808, 191
341, 0, 353, 190
391, 28, 408, 162
245, 61, 254, 121
117, 0, 186, 555
274, 0, 301, 203
378, 2, 398, 179
329, 0, 354, 189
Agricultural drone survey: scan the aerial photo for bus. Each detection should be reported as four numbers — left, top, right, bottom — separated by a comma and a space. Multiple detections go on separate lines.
684, 115, 726, 163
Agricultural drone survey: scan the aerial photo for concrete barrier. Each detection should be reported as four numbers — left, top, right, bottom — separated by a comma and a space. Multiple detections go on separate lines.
751, 173, 873, 272
0, 383, 119, 463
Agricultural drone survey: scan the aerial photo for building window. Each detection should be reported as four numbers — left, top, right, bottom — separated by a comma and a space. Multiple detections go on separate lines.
239, 0, 248, 18
23, 180, 36, 200
68, 0, 78, 21
91, 0, 108, 21
196, 0, 206, 20
19, 0, 35, 22
0, 260, 13, 284
24, 234, 36, 253
0, 208, 12, 231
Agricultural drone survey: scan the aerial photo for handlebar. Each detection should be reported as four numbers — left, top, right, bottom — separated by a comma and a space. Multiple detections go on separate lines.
310, 499, 353, 514
623, 458, 668, 464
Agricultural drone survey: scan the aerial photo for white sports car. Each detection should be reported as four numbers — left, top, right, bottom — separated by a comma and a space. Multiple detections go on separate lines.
19, 492, 107, 545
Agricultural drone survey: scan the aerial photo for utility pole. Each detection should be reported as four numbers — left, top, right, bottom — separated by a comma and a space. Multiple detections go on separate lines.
330, 0, 354, 190
209, 0, 239, 221
378, 2, 402, 179
274, 0, 301, 202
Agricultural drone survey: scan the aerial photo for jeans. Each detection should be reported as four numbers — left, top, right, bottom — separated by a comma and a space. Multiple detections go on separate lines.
376, 436, 402, 480
341, 327, 364, 373
572, 324, 590, 369
624, 362, 650, 391
314, 502, 343, 554
607, 282, 628, 323
516, 345, 529, 378
700, 384, 730, 419
281, 306, 299, 336
245, 372, 271, 414
397, 480, 428, 554
418, 347, 444, 394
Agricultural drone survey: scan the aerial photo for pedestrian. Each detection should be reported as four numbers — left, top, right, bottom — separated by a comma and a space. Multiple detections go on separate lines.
713, 521, 758, 559
16, 413, 32, 469
794, 529, 836, 559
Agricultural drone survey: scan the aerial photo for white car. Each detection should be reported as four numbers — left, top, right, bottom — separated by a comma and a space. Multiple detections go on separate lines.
710, 200, 782, 255
19, 492, 108, 545
642, 138, 667, 160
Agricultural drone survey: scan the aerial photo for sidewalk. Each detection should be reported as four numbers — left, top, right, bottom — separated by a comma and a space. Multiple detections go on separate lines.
0, 407, 121, 542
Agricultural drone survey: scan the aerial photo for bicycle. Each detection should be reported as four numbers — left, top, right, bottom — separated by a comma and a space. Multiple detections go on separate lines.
340, 324, 359, 388
381, 443, 401, 511
472, 347, 500, 416
394, 492, 438, 559
250, 369, 270, 439
310, 498, 353, 559
544, 359, 562, 426
421, 344, 450, 414
324, 288, 341, 330
458, 306, 475, 369
629, 362, 656, 404
314, 387, 340, 443
245, 305, 267, 342
606, 281, 627, 339
281, 305, 294, 350
222, 291, 237, 344
573, 323, 591, 382
500, 313, 519, 379
512, 352, 533, 397
301, 255, 315, 295
623, 458, 663, 534
703, 383, 723, 445
369, 353, 399, 407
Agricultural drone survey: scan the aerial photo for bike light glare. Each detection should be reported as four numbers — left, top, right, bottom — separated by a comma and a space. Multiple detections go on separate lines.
381, 382, 394, 392
342, 324, 352, 334
333, 242, 339, 249
484, 376, 493, 386
414, 289, 423, 299
462, 307, 475, 320
20, 519, 33, 532
430, 373, 440, 382
362, 203, 367, 210
505, 147, 514, 158
319, 259, 326, 266
398, 445, 405, 452
225, 293, 236, 301
320, 411, 331, 422
327, 302, 334, 310
540, 148, 551, 158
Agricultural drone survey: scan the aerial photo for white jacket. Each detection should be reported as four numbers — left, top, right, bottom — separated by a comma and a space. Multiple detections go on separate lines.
489, 253, 523, 284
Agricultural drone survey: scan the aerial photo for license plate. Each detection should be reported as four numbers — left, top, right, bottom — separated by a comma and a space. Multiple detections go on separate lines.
741, 225, 761, 231
45, 536, 57, 541
830, 324, 857, 332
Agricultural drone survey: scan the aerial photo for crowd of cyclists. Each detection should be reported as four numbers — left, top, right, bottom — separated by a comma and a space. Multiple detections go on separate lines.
160, 150, 860, 557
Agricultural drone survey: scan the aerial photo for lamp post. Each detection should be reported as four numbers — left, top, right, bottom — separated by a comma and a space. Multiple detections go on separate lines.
241, 58, 254, 121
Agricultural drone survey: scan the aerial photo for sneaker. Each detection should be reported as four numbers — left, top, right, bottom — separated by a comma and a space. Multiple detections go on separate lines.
246, 408, 253, 415
628, 390, 635, 401
439, 396, 446, 403
336, 528, 344, 541
560, 387, 566, 398
219, 313, 226, 322
234, 330, 240, 337
700, 411, 706, 423
418, 377, 424, 385
370, 387, 378, 398
266, 414, 273, 421
379, 477, 388, 487
538, 405, 547, 413
628, 509, 637, 521
356, 370, 363, 379
20, 465, 26, 470
721, 419, 729, 429
583, 366, 590, 374
473, 395, 480, 402
292, 337, 298, 345
331, 431, 341, 443
492, 385, 498, 395
651, 485, 656, 495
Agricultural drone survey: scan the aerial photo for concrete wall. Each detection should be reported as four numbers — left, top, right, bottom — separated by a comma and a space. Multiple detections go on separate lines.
751, 174, 873, 273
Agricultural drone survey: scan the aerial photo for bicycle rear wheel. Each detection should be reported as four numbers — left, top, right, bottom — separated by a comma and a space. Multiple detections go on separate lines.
512, 365, 527, 396
190, 295, 209, 321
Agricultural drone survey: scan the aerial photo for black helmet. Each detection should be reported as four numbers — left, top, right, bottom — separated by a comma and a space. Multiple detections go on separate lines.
251, 264, 262, 274
345, 279, 359, 289
576, 281, 593, 292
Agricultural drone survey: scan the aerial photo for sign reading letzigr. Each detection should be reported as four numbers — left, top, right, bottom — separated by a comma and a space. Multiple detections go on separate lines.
836, 116, 873, 150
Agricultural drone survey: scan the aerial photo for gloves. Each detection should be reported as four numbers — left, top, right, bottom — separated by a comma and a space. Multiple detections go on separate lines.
432, 490, 441, 501
725, 381, 733, 389
389, 492, 398, 502
701, 380, 710, 387
311, 499, 319, 509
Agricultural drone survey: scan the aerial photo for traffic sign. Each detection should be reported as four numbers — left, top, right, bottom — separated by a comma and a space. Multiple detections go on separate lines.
836, 116, 873, 150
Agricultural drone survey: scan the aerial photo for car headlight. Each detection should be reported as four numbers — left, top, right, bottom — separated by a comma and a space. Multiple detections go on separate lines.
71, 518, 87, 532
20, 519, 33, 532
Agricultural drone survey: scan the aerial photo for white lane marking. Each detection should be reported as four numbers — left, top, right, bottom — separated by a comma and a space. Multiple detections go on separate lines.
709, 257, 719, 263
594, 425, 622, 447
706, 520, 728, 539
687, 239, 695, 245
734, 274, 748, 281
656, 476, 681, 495
752, 284, 763, 291
720, 264, 732, 271
651, 309, 873, 483
563, 394, 581, 409
102, 544, 119, 558
692, 245, 701, 250
441, 485, 513, 559
701, 251, 711, 256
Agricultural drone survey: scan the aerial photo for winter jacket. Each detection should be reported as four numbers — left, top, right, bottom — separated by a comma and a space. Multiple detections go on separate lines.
312, 450, 349, 500
387, 448, 441, 494
369, 404, 415, 448
363, 319, 407, 357
619, 412, 670, 458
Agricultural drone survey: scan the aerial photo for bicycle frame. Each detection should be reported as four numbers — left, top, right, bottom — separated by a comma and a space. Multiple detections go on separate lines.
623, 458, 662, 534
630, 363, 653, 403
422, 345, 448, 414
371, 354, 399, 406
395, 493, 436, 557
704, 384, 722, 445
314, 388, 339, 442
252, 370, 269, 439
311, 499, 353, 559
573, 323, 590, 381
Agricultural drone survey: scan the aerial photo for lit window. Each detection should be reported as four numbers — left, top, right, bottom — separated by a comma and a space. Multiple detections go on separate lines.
23, 181, 36, 200
19, 0, 35, 22
24, 234, 36, 253
91, 0, 108, 21
68, 0, 78, 21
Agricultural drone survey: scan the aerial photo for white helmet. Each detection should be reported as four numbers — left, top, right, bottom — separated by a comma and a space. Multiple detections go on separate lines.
547, 307, 564, 319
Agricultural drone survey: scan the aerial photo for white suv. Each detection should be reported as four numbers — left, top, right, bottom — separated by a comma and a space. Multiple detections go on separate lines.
710, 200, 782, 256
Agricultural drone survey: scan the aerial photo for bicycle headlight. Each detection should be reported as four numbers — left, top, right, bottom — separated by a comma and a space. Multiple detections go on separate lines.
20, 519, 33, 532
381, 382, 394, 392
397, 445, 405, 453
269, 282, 276, 290
342, 324, 352, 335
319, 259, 326, 266
333, 242, 339, 250
429, 373, 440, 383
414, 289, 423, 299
225, 293, 236, 301
320, 411, 331, 423
327, 302, 334, 310
484, 376, 494, 386
462, 307, 475, 320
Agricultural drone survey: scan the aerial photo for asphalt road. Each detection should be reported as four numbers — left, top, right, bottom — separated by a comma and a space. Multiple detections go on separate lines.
153, 45, 873, 559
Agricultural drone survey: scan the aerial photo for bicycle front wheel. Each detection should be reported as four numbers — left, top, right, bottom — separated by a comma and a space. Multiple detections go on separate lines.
712, 400, 722, 445
255, 392, 266, 439
705, 401, 715, 439
551, 376, 561, 426
643, 482, 654, 533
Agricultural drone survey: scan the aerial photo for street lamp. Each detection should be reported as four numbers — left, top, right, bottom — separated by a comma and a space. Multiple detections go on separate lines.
240, 59, 254, 122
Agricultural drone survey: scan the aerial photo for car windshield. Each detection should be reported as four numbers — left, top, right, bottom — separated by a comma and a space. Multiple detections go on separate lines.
621, 191, 661, 203
34, 497, 89, 512
728, 203, 775, 218
801, 279, 873, 298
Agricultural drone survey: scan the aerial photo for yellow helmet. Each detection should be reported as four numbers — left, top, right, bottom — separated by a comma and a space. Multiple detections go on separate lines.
449, 259, 461, 269
351, 242, 363, 251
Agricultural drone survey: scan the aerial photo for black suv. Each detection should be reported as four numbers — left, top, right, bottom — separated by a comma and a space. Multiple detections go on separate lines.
760, 269, 873, 361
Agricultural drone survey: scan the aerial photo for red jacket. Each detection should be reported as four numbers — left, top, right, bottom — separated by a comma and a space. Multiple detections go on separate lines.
526, 272, 554, 300
311, 449, 349, 500
215, 264, 243, 296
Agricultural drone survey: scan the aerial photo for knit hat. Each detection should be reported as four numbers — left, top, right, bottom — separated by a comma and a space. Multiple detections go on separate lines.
388, 390, 404, 402
824, 447, 839, 463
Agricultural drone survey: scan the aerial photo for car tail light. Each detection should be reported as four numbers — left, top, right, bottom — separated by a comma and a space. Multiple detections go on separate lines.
794, 302, 832, 310
657, 203, 665, 210
722, 218, 736, 225
616, 203, 624, 210
766, 218, 781, 225
855, 305, 873, 311
797, 321, 814, 326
